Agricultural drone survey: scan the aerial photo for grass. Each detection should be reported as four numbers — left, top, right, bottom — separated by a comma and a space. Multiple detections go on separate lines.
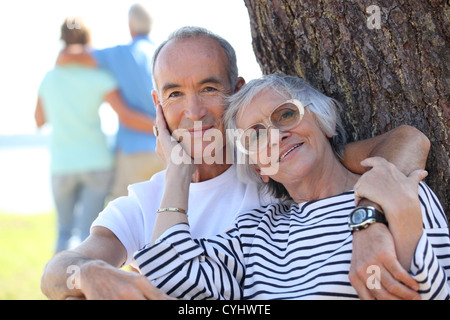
0, 212, 56, 300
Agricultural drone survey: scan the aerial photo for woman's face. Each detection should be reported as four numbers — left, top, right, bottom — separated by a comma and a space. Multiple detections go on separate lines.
235, 89, 331, 185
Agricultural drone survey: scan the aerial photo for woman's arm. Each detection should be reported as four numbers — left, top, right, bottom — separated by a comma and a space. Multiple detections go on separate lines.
34, 97, 46, 128
135, 223, 245, 299
354, 157, 450, 299
151, 164, 191, 243
354, 157, 426, 269
149, 104, 194, 243
133, 104, 244, 299
345, 126, 430, 299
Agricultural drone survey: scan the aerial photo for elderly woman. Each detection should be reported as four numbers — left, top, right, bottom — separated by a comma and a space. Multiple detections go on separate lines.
134, 74, 450, 299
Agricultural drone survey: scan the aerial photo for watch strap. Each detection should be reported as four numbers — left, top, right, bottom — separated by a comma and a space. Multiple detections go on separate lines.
348, 206, 388, 232
373, 208, 388, 226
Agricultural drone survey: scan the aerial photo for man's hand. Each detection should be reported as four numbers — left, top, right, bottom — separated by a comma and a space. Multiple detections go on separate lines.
78, 260, 174, 300
349, 223, 420, 300
41, 227, 173, 300
354, 157, 427, 269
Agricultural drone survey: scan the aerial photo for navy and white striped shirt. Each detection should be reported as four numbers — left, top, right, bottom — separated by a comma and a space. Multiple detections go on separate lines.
134, 183, 450, 300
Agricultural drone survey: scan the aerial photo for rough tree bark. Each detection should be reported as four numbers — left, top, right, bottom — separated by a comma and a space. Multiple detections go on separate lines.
244, 0, 449, 217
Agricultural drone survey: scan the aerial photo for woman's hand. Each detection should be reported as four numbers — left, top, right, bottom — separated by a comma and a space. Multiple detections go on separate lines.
353, 157, 427, 270
151, 104, 195, 244
154, 104, 195, 177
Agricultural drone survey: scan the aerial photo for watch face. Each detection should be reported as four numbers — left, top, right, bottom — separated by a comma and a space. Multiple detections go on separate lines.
352, 209, 367, 224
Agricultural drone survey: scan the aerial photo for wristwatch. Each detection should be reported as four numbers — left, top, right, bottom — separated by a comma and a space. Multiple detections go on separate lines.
348, 206, 388, 232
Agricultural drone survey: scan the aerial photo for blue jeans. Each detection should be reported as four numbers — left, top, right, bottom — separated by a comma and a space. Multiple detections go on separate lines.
51, 169, 113, 252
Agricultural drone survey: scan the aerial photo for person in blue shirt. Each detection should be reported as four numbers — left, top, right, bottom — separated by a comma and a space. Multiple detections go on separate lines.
35, 17, 156, 252
57, 4, 165, 199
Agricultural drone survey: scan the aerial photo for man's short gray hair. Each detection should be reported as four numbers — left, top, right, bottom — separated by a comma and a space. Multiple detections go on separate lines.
129, 3, 152, 36
224, 73, 347, 201
152, 26, 238, 92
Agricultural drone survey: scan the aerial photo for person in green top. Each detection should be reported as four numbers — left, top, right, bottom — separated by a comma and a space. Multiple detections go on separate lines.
34, 17, 156, 252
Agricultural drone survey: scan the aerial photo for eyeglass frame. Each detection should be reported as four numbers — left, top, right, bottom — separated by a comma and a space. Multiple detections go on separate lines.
236, 98, 307, 155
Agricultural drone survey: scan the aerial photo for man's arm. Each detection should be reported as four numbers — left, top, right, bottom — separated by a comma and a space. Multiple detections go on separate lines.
104, 90, 155, 134
41, 227, 168, 300
56, 46, 97, 67
57, 48, 155, 134
342, 125, 430, 175
342, 125, 430, 300
41, 227, 126, 299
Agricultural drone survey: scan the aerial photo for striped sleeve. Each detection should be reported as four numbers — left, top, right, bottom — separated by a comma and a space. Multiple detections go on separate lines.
409, 183, 450, 300
134, 223, 244, 300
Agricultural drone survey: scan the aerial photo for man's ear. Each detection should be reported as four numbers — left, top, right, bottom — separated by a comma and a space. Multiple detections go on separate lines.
152, 89, 160, 109
234, 77, 246, 93
253, 165, 270, 183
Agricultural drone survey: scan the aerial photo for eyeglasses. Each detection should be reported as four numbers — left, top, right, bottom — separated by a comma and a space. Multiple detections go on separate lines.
236, 99, 306, 154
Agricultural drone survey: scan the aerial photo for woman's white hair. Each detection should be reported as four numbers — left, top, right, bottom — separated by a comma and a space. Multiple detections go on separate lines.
224, 73, 347, 201
128, 3, 152, 36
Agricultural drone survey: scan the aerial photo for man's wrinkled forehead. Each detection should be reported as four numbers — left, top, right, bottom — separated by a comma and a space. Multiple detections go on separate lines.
153, 37, 230, 91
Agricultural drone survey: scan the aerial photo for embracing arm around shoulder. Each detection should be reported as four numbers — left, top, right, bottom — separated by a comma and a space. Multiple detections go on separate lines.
56, 47, 97, 67
342, 125, 430, 175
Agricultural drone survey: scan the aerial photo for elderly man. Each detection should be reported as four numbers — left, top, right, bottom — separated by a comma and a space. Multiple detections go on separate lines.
41, 26, 430, 300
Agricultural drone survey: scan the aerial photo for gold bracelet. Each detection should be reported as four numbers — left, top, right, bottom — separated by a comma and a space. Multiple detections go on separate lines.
156, 207, 187, 214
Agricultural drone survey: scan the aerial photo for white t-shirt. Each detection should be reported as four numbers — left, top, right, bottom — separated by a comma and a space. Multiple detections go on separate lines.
92, 165, 274, 266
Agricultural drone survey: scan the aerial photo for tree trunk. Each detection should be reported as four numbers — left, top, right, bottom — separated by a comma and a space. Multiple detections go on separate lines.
244, 0, 449, 217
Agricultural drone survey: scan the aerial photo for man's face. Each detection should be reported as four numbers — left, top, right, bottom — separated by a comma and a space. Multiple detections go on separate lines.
152, 37, 232, 162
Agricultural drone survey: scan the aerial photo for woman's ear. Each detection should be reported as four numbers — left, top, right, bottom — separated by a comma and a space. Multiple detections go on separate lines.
253, 165, 270, 183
